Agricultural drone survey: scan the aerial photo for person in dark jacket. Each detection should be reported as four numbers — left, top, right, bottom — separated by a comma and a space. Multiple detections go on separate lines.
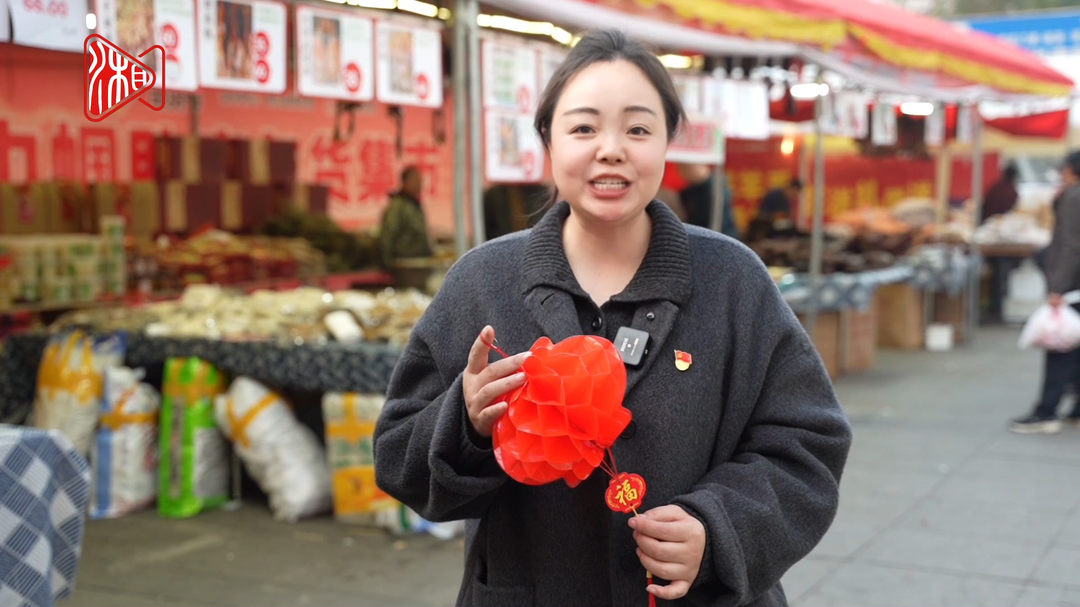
378, 166, 433, 267
755, 178, 802, 223
982, 163, 1019, 224
677, 163, 739, 239
374, 30, 852, 607
1009, 151, 1080, 434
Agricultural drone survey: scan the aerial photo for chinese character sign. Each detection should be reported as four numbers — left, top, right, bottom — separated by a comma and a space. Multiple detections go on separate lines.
198, 0, 287, 93
96, 0, 199, 92
9, 0, 88, 51
296, 6, 374, 101
84, 35, 164, 122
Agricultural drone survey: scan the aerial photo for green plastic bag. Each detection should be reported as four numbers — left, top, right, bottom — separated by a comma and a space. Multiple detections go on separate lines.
158, 357, 230, 518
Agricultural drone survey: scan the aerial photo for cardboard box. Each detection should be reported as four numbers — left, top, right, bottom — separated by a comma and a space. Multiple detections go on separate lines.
157, 136, 201, 182
221, 181, 243, 231
1, 184, 53, 235
269, 141, 297, 185
797, 311, 841, 380
875, 284, 926, 350
248, 139, 271, 185
933, 292, 968, 344
842, 306, 877, 373
129, 182, 162, 235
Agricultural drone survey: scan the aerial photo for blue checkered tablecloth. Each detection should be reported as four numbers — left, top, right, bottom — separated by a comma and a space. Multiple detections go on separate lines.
0, 425, 90, 607
780, 265, 917, 313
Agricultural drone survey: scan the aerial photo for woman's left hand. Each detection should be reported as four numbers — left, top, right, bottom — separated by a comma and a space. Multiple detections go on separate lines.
629, 505, 707, 600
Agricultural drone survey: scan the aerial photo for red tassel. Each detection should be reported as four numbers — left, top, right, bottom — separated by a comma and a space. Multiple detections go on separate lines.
647, 571, 656, 607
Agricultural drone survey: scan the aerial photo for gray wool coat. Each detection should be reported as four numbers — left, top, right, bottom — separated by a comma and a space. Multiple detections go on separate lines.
1046, 184, 1080, 295
374, 201, 852, 607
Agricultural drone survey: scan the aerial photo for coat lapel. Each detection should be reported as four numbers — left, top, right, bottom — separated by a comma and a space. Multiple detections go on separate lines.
522, 286, 583, 344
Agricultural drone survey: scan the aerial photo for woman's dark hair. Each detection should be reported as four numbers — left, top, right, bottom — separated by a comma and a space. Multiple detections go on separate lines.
532, 29, 688, 210
1064, 152, 1080, 179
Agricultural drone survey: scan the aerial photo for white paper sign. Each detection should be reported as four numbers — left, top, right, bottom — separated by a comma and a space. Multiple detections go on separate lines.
296, 6, 374, 101
672, 75, 702, 116
537, 47, 565, 95
925, 103, 945, 147
482, 38, 538, 112
375, 21, 442, 108
956, 104, 973, 144
9, 0, 88, 52
872, 102, 898, 146
667, 116, 725, 165
834, 92, 869, 139
198, 0, 287, 93
701, 77, 727, 122
728, 81, 769, 141
485, 110, 545, 183
96, 0, 199, 92
1, 0, 11, 42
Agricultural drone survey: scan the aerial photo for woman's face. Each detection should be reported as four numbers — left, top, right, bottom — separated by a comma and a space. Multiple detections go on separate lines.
549, 59, 668, 226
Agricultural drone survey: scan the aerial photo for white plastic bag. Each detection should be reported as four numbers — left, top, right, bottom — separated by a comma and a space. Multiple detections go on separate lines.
214, 377, 332, 522
89, 366, 160, 519
1019, 299, 1080, 352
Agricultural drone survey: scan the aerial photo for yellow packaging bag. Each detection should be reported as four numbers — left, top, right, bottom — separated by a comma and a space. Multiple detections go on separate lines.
321, 393, 397, 523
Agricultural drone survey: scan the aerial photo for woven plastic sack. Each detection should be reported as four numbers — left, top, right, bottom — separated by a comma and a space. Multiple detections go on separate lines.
322, 393, 397, 523
159, 357, 230, 519
215, 377, 331, 523
89, 366, 160, 519
32, 330, 126, 456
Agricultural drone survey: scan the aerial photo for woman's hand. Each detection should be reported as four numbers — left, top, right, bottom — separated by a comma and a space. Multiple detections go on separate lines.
1049, 293, 1064, 308
463, 326, 530, 438
630, 505, 707, 600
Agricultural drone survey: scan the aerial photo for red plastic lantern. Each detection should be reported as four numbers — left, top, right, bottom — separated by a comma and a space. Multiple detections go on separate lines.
493, 335, 631, 487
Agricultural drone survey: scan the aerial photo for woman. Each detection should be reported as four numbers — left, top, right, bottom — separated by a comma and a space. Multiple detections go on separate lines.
374, 30, 851, 607
1010, 151, 1080, 434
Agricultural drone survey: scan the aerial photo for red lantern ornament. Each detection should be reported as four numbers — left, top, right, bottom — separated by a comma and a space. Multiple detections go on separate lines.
492, 335, 631, 488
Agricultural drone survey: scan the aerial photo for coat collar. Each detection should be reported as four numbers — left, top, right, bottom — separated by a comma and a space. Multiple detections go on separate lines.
519, 200, 692, 305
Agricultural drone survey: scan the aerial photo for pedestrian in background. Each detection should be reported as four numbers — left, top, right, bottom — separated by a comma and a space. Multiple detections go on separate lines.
1010, 151, 1080, 434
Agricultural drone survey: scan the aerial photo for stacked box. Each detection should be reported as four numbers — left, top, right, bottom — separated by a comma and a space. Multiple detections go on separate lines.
100, 215, 127, 296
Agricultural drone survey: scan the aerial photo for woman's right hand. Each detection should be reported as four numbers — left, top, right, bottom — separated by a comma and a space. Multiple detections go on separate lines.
463, 326, 530, 438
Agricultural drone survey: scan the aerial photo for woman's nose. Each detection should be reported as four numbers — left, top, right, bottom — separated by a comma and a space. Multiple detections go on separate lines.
595, 133, 626, 164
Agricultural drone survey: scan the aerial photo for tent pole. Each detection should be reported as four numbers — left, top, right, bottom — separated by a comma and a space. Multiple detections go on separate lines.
968, 106, 985, 343
806, 82, 827, 339
452, 0, 469, 257
466, 0, 486, 247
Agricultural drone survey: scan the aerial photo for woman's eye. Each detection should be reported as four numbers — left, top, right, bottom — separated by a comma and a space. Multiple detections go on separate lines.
572, 125, 595, 134
629, 126, 650, 136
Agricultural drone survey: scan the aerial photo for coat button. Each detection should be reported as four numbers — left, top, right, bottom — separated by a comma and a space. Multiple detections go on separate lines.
592, 317, 603, 330
620, 420, 637, 439
621, 551, 640, 573
646, 312, 655, 320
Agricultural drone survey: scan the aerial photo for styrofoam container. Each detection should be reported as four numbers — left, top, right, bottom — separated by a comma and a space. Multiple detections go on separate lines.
926, 323, 955, 352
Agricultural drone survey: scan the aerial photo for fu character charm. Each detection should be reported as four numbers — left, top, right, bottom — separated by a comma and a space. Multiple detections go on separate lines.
604, 472, 647, 514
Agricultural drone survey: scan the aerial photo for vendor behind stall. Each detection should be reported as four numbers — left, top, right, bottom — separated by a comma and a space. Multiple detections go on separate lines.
982, 163, 1019, 224
378, 166, 434, 267
756, 177, 802, 222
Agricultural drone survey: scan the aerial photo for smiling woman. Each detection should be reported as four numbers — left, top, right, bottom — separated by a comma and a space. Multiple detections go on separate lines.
374, 29, 852, 607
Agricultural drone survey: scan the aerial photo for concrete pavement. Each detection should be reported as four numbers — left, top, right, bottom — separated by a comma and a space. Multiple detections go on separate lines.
60, 327, 1080, 607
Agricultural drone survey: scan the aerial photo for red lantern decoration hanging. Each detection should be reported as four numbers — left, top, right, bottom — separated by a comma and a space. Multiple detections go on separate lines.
491, 335, 632, 487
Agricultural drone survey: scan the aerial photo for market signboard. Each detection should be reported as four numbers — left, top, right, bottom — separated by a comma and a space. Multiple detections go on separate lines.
482, 38, 538, 113
198, 0, 287, 93
666, 117, 725, 165
295, 6, 374, 101
482, 37, 543, 183
375, 20, 442, 108
96, 0, 199, 91
8, 0, 88, 51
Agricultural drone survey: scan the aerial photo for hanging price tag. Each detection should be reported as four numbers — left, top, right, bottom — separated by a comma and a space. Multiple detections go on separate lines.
605, 472, 647, 514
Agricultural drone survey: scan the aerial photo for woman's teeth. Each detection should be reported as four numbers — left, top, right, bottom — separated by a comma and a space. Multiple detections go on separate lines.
592, 180, 628, 190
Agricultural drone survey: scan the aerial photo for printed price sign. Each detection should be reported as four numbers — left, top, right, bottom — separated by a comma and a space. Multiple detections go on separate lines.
198, 0, 286, 93
96, 0, 199, 91
296, 6, 374, 101
10, 0, 87, 51
375, 21, 442, 108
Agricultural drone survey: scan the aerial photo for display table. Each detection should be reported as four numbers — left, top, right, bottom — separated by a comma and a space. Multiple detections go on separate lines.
979, 243, 1041, 324
0, 425, 90, 607
0, 333, 404, 424
780, 266, 916, 314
